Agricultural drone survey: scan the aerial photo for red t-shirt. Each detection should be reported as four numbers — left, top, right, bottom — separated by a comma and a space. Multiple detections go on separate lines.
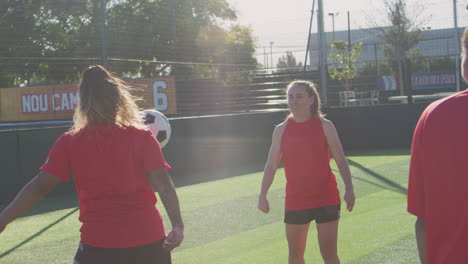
281, 117, 340, 211
40, 125, 170, 248
408, 90, 468, 264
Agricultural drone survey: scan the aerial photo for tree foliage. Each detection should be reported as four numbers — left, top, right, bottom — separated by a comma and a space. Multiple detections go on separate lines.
355, 61, 393, 91
380, 0, 424, 63
276, 51, 302, 73
427, 56, 455, 73
328, 41, 363, 91
195, 24, 257, 84
371, 0, 425, 94
0, 0, 257, 87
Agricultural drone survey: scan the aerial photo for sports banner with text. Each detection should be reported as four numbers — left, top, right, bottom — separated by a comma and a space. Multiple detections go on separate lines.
0, 77, 176, 122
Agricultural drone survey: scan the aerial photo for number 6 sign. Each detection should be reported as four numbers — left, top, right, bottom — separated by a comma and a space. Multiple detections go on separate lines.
152, 81, 168, 111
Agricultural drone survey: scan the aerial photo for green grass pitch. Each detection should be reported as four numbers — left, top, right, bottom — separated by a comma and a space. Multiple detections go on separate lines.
0, 149, 419, 263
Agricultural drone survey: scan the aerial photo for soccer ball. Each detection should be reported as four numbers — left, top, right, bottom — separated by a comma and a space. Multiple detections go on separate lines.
142, 109, 171, 148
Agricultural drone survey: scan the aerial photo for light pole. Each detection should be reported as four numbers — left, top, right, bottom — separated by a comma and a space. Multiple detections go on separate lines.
328, 12, 339, 41
270, 42, 274, 70
318, 0, 327, 105
453, 0, 461, 91
303, 0, 316, 74
99, 0, 108, 68
347, 11, 351, 55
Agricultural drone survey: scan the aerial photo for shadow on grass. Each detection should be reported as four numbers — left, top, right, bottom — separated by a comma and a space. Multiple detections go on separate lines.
173, 162, 266, 187
0, 207, 78, 259
348, 159, 407, 195
347, 148, 410, 157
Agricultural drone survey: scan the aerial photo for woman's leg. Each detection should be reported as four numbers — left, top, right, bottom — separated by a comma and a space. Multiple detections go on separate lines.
285, 223, 310, 264
316, 220, 340, 264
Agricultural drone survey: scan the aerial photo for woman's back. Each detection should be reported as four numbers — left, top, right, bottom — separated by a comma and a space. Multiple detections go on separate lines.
0, 65, 183, 263
41, 125, 169, 248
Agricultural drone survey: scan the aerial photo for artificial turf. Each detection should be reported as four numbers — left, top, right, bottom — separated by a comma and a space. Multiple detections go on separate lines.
0, 149, 419, 263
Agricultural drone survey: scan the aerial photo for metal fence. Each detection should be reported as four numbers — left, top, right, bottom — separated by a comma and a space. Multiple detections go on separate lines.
1, 1, 466, 119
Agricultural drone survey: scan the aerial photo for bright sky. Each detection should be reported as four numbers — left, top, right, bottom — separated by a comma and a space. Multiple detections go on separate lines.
227, 0, 468, 66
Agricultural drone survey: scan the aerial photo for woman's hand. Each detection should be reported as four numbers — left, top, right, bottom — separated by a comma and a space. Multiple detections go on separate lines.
344, 189, 355, 212
163, 226, 184, 251
258, 195, 270, 213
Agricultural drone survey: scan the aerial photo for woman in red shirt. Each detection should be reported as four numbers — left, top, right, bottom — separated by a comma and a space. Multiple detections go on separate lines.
258, 80, 355, 264
0, 65, 183, 264
407, 27, 468, 264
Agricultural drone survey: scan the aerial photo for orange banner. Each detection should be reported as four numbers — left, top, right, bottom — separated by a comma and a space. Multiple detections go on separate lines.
0, 78, 176, 122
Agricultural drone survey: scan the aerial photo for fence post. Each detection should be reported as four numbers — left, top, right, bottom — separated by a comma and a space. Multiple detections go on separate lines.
99, 0, 108, 68
404, 59, 413, 104
244, 71, 250, 112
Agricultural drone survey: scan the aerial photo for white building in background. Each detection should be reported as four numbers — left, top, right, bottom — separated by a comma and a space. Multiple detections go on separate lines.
308, 27, 464, 70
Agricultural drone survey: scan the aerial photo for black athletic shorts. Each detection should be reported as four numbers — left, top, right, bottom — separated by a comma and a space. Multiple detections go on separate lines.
284, 204, 341, 225
73, 238, 171, 264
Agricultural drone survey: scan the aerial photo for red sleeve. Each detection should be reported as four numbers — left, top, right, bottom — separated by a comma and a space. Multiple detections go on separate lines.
142, 130, 171, 172
39, 133, 71, 183
407, 110, 428, 218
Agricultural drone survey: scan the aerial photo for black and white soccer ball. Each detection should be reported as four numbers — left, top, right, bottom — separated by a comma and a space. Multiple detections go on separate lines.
142, 109, 171, 148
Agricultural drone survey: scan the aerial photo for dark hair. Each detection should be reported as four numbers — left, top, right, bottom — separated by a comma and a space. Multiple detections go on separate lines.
286, 80, 323, 118
72, 65, 144, 132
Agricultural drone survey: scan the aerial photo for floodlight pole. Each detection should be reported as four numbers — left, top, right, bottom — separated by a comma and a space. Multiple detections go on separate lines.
99, 0, 108, 68
270, 42, 274, 71
318, 0, 327, 105
328, 12, 338, 41
347, 11, 351, 56
303, 0, 316, 75
170, 0, 177, 49
453, 0, 461, 92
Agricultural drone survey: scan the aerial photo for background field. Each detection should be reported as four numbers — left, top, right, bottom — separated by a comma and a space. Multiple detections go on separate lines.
0, 149, 418, 264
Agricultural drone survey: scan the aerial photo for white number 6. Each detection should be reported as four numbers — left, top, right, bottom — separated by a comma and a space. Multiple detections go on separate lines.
152, 81, 168, 111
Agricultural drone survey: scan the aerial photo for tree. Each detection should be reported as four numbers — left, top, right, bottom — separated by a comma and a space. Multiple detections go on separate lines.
0, 0, 257, 86
276, 51, 302, 73
0, 0, 51, 87
428, 56, 455, 73
187, 23, 258, 83
96, 0, 237, 77
370, 0, 425, 95
407, 49, 429, 73
327, 41, 363, 91
0, 0, 101, 86
356, 61, 394, 91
